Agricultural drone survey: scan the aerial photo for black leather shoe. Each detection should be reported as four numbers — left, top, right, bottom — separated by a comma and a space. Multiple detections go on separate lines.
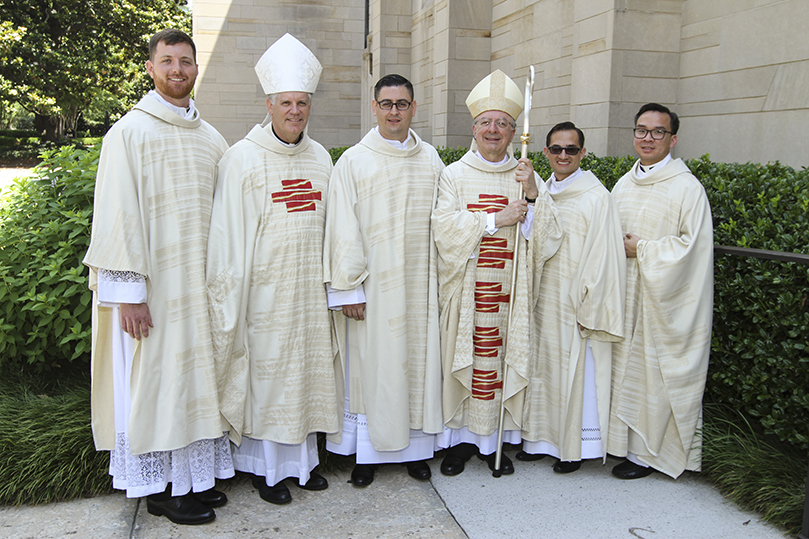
516, 450, 546, 462
350, 464, 376, 487
405, 460, 431, 480
440, 454, 466, 476
295, 472, 329, 491
192, 488, 227, 508
146, 493, 215, 525
553, 460, 582, 474
251, 477, 292, 504
612, 460, 653, 480
478, 452, 514, 475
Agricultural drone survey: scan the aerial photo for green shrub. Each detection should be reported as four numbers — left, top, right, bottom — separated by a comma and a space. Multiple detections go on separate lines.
0, 145, 98, 373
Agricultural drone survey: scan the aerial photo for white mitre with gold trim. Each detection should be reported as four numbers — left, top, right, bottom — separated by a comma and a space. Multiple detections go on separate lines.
255, 33, 322, 95
465, 69, 523, 120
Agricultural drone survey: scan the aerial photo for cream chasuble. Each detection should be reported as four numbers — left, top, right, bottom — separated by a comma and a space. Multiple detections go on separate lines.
206, 125, 339, 446
84, 95, 228, 455
323, 128, 445, 452
433, 150, 563, 435
609, 158, 714, 478
522, 170, 625, 461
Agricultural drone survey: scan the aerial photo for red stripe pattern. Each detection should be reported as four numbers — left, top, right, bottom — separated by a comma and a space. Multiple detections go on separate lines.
271, 179, 321, 213
472, 368, 502, 400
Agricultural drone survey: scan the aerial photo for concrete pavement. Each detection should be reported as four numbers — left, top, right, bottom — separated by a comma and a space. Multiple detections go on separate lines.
0, 451, 787, 539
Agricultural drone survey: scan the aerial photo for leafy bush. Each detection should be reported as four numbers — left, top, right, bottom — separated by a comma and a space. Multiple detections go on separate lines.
0, 145, 97, 373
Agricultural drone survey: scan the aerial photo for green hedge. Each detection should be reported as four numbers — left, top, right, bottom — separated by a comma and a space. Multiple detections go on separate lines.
1, 145, 807, 452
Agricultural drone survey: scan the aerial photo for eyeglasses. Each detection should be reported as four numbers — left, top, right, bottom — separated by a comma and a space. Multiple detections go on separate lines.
633, 128, 672, 140
377, 100, 412, 111
476, 118, 514, 130
547, 145, 581, 155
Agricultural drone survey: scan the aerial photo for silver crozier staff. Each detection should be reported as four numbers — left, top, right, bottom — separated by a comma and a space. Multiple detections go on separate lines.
493, 65, 535, 477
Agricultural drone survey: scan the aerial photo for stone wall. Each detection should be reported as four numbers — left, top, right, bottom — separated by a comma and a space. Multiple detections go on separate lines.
193, 0, 365, 147
195, 0, 809, 168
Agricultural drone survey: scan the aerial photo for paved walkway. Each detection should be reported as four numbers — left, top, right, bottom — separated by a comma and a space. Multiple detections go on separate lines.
0, 452, 787, 539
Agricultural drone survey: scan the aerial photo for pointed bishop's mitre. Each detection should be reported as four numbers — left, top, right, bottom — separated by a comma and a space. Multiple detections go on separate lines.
465, 69, 523, 120
254, 33, 322, 95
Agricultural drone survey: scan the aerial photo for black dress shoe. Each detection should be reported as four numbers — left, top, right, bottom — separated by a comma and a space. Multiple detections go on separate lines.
516, 450, 546, 462
295, 472, 329, 491
440, 443, 476, 476
350, 464, 376, 487
553, 460, 582, 474
251, 476, 292, 504
612, 460, 653, 480
405, 460, 431, 480
192, 488, 227, 508
478, 452, 514, 474
146, 493, 215, 525
440, 454, 466, 476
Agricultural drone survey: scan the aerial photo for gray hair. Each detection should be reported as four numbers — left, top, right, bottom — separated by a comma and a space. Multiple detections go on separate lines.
268, 92, 313, 105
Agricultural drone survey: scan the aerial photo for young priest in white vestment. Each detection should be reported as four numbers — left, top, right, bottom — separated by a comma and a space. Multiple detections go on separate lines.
608, 103, 714, 480
323, 74, 445, 487
518, 122, 626, 474
84, 29, 233, 526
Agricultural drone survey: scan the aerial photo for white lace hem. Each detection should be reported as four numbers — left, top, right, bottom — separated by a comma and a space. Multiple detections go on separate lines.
109, 432, 235, 498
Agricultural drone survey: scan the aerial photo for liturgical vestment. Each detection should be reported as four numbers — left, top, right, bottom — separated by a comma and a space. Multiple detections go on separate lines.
522, 170, 625, 461
84, 95, 229, 456
609, 158, 714, 479
323, 128, 445, 453
206, 124, 340, 448
433, 150, 563, 437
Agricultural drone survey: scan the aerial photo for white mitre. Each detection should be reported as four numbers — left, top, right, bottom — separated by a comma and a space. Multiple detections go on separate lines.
255, 33, 322, 95
465, 69, 523, 120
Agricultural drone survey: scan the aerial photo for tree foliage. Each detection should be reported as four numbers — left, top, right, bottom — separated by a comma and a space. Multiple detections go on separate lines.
0, 0, 190, 140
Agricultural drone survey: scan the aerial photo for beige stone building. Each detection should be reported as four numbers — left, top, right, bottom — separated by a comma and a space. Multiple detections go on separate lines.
194, 0, 809, 168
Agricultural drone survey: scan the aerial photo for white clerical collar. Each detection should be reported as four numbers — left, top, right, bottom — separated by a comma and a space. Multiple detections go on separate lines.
637, 153, 672, 176
474, 150, 509, 166
148, 90, 196, 120
375, 126, 411, 150
547, 167, 583, 194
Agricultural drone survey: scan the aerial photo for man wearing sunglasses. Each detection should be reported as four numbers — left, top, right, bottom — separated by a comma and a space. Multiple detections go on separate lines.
519, 122, 626, 475
433, 70, 563, 477
323, 74, 445, 487
608, 103, 714, 480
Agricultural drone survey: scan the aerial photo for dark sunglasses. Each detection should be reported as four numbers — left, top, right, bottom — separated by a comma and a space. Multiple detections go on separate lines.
547, 145, 581, 155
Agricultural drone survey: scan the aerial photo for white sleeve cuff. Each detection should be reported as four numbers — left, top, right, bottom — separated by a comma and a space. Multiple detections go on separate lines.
521, 204, 535, 239
97, 269, 147, 305
485, 212, 499, 235
326, 284, 366, 310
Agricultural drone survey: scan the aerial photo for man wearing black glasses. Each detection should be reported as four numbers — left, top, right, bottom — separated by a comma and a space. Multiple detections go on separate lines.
608, 103, 714, 480
323, 74, 445, 487
519, 121, 626, 475
432, 70, 562, 477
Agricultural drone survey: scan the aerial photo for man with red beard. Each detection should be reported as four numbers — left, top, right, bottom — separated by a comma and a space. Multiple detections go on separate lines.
84, 29, 233, 525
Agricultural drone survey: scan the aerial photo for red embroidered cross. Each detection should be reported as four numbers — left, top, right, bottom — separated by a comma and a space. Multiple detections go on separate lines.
271, 179, 321, 212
